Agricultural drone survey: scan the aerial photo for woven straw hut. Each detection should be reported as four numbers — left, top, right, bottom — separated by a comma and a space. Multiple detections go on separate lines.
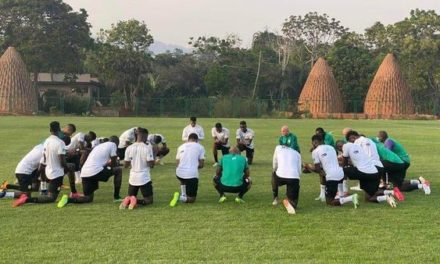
364, 53, 414, 116
0, 47, 37, 114
298, 58, 344, 114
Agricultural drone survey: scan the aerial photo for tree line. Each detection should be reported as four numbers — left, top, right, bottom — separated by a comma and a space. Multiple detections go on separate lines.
0, 0, 439, 113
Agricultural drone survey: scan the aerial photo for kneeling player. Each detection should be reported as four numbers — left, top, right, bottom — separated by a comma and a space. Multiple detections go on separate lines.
213, 147, 251, 203
272, 143, 301, 214
212, 123, 230, 166
169, 133, 205, 206
147, 133, 169, 165
310, 135, 359, 208
119, 128, 155, 210
57, 136, 123, 207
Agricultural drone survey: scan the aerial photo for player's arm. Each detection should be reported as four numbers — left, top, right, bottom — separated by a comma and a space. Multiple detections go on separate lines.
124, 160, 131, 169
198, 159, 204, 169
146, 146, 155, 168
272, 150, 278, 171
384, 139, 394, 150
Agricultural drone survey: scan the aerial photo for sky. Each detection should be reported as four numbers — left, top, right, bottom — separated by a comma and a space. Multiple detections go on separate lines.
64, 0, 440, 48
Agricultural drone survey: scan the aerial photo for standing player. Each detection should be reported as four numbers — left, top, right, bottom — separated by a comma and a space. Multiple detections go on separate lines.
170, 133, 205, 206
272, 143, 302, 214
236, 121, 255, 165
57, 136, 123, 207
119, 128, 155, 210
338, 140, 399, 207
212, 123, 230, 167
278, 125, 300, 152
12, 122, 73, 207
310, 135, 359, 208
182, 116, 205, 142
147, 133, 169, 165
213, 147, 251, 203
117, 127, 138, 160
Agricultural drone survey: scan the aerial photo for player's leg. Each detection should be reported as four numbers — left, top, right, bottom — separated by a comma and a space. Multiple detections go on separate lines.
15, 177, 63, 207
65, 163, 78, 195
245, 147, 254, 165
213, 176, 226, 201
271, 172, 280, 205
184, 178, 198, 203
237, 178, 251, 199
138, 182, 153, 206
117, 147, 126, 160
285, 179, 299, 208
213, 143, 219, 164
112, 167, 123, 201
316, 173, 326, 202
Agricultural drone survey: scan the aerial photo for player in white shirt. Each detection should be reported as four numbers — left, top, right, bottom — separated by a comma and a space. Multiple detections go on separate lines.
212, 123, 230, 166
57, 136, 123, 208
310, 135, 359, 208
147, 133, 169, 164
338, 141, 398, 207
182, 116, 204, 142
117, 127, 138, 159
236, 120, 255, 165
272, 143, 302, 214
66, 131, 97, 184
119, 128, 155, 210
13, 122, 76, 207
169, 133, 205, 206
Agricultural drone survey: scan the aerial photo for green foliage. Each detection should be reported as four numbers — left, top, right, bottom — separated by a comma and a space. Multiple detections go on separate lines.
63, 95, 90, 115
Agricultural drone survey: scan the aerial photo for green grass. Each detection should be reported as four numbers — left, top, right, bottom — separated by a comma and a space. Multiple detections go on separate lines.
0, 116, 439, 263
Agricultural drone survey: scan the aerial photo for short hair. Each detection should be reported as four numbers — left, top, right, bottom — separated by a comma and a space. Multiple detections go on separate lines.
50, 121, 60, 132
188, 133, 199, 141
379, 130, 388, 138
137, 127, 148, 135
345, 130, 359, 141
215, 123, 222, 129
154, 135, 162, 144
99, 137, 109, 143
240, 120, 246, 125
315, 127, 325, 134
67, 123, 76, 133
190, 116, 197, 122
311, 134, 323, 142
88, 131, 97, 140
336, 140, 345, 146
109, 135, 119, 146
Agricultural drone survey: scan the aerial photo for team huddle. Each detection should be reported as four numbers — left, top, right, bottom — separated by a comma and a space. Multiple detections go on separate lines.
0, 117, 431, 215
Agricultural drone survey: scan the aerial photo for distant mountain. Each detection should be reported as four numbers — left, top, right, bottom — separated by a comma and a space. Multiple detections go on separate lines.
148, 41, 191, 54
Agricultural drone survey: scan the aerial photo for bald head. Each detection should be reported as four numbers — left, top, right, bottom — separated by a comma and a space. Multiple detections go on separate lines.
281, 125, 289, 136
342, 127, 352, 136
229, 146, 239, 154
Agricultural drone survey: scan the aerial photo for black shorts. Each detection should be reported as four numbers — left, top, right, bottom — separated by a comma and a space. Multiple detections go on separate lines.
213, 176, 250, 193
128, 182, 153, 197
237, 144, 254, 159
66, 155, 81, 171
15, 169, 39, 192
82, 167, 115, 196
215, 143, 230, 155
325, 180, 342, 200
382, 161, 406, 187
48, 177, 64, 195
117, 147, 126, 160
176, 176, 198, 197
274, 174, 300, 202
343, 166, 380, 196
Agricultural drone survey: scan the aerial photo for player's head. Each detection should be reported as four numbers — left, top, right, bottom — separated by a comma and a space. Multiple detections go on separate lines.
215, 122, 222, 133
336, 140, 345, 152
342, 127, 352, 137
109, 135, 120, 147
280, 125, 289, 136
315, 127, 325, 137
63, 123, 76, 137
240, 120, 247, 131
190, 116, 197, 127
346, 130, 360, 143
85, 131, 97, 144
229, 146, 239, 154
188, 133, 199, 142
136, 127, 149, 142
311, 134, 324, 149
99, 137, 109, 143
153, 135, 162, 144
378, 130, 388, 143
50, 121, 61, 134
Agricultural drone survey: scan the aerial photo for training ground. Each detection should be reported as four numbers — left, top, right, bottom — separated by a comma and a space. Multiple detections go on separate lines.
0, 116, 438, 263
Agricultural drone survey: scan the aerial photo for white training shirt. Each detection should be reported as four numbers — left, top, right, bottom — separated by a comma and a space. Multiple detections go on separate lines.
354, 136, 383, 168
176, 142, 205, 179
118, 127, 137, 148
43, 135, 66, 180
342, 142, 378, 174
67, 132, 85, 152
182, 124, 205, 141
81, 142, 117, 178
91, 138, 101, 148
312, 144, 344, 181
211, 127, 230, 147
236, 128, 255, 149
147, 134, 167, 146
124, 142, 155, 186
273, 145, 301, 179
15, 144, 44, 175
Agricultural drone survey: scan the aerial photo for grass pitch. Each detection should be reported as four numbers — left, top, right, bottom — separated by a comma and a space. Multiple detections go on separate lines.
0, 116, 439, 263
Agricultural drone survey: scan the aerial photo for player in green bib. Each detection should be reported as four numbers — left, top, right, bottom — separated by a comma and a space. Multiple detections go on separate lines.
213, 147, 251, 203
279, 126, 300, 153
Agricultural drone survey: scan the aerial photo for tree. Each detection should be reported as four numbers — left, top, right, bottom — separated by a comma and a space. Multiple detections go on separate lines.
0, 0, 91, 76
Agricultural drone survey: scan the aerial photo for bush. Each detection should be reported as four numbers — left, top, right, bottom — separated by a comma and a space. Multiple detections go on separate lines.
64, 96, 90, 115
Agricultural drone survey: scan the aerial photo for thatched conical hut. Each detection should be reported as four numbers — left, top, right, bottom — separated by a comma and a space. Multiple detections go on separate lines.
0, 47, 37, 114
364, 53, 414, 116
298, 58, 344, 114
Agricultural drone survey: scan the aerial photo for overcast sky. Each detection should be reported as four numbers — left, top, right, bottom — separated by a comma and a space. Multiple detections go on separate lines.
64, 0, 440, 48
